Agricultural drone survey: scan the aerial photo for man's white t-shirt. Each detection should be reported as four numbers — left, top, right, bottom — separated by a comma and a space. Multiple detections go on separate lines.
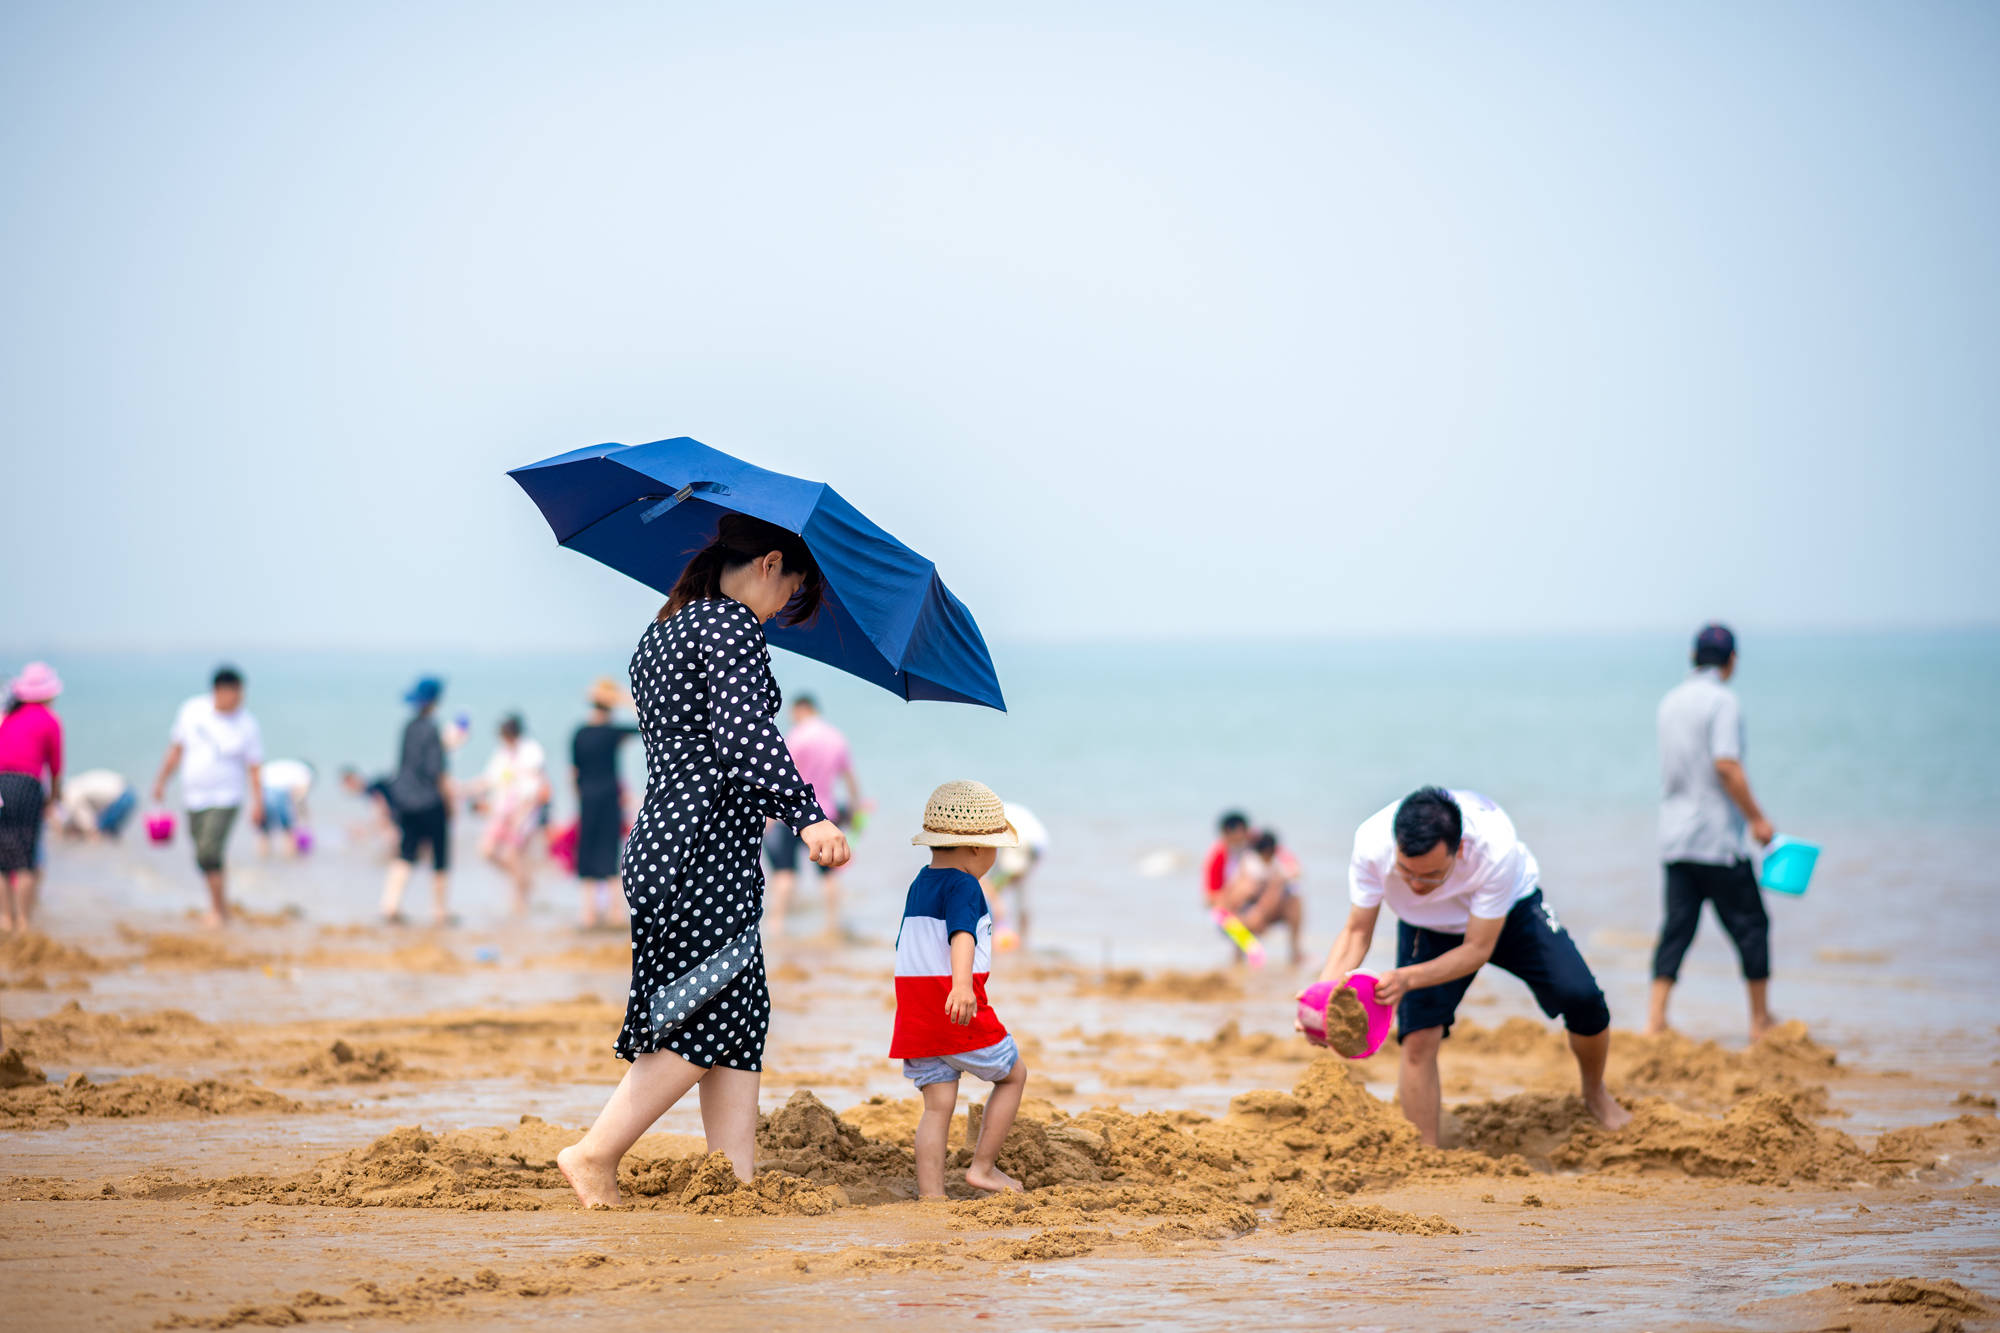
1348, 790, 1539, 933
170, 695, 264, 811
261, 758, 314, 796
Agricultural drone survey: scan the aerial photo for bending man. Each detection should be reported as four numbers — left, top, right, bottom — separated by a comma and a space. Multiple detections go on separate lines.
1309, 787, 1630, 1145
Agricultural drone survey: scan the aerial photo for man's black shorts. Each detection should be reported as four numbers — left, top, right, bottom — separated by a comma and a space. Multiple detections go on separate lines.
1395, 889, 1611, 1040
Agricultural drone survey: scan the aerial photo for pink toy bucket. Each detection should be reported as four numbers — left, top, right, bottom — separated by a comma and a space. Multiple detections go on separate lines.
1296, 972, 1395, 1059
144, 811, 176, 844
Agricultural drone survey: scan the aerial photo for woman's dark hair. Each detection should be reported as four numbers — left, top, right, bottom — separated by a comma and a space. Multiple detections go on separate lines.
1251, 830, 1279, 857
659, 513, 823, 627
1393, 787, 1463, 858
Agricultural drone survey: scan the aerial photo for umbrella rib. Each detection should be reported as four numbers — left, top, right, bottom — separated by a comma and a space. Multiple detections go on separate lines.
558, 493, 668, 548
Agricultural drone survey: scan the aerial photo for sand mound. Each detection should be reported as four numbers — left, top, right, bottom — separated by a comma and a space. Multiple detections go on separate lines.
288, 1040, 407, 1084
1082, 968, 1244, 1001
120, 929, 268, 970
2, 1072, 304, 1128
1196, 1019, 1309, 1062
0, 930, 104, 973
1751, 1278, 1994, 1333
754, 1091, 914, 1204
1273, 1184, 1463, 1235
8, 1002, 228, 1066
274, 1125, 556, 1209
0, 1048, 48, 1088
625, 1150, 842, 1216
1524, 1090, 1876, 1185
1870, 1115, 2000, 1182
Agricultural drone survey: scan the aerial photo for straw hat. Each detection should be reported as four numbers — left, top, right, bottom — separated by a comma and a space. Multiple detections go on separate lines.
9, 662, 62, 704
588, 677, 626, 709
911, 780, 1019, 847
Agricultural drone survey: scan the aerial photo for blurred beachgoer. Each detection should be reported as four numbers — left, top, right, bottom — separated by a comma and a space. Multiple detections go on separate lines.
557, 514, 849, 1208
0, 663, 65, 931
1223, 829, 1305, 964
478, 713, 549, 916
58, 769, 136, 840
1201, 810, 1252, 905
571, 677, 638, 929
1649, 624, 1779, 1040
152, 666, 263, 928
256, 758, 315, 856
380, 679, 451, 924
1306, 787, 1630, 1146
339, 766, 397, 846
896, 781, 1028, 1197
763, 694, 862, 939
982, 801, 1048, 948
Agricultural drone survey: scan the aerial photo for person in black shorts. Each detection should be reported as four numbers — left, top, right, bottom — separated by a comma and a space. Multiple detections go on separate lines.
1305, 787, 1631, 1146
379, 678, 452, 925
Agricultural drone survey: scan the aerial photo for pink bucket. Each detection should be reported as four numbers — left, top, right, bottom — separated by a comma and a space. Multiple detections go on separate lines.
1296, 972, 1395, 1059
144, 811, 176, 844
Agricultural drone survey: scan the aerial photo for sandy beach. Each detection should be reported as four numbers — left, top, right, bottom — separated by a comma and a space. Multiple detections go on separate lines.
3, 899, 1994, 1332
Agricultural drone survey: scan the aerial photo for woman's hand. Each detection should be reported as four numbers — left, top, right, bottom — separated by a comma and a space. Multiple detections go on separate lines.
800, 820, 850, 869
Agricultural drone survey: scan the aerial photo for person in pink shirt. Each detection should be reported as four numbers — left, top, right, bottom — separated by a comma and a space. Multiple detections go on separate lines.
762, 695, 863, 939
0, 662, 65, 931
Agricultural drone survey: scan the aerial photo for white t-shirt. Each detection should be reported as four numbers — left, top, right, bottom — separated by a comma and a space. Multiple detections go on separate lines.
482, 738, 547, 810
170, 695, 264, 811
261, 758, 314, 796
1348, 789, 1539, 933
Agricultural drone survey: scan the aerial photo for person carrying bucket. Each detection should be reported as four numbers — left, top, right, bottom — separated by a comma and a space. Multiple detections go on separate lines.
1647, 623, 1780, 1041
1304, 787, 1630, 1147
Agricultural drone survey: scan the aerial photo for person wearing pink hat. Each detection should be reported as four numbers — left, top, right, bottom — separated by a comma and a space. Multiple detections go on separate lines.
0, 662, 66, 931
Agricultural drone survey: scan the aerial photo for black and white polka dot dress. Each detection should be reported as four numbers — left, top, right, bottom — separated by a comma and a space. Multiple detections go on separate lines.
614, 597, 826, 1070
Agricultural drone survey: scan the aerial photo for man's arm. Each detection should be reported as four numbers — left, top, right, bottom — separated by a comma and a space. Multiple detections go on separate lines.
246, 763, 265, 828
1314, 904, 1381, 987
151, 742, 183, 804
1715, 758, 1774, 846
1374, 913, 1505, 1005
945, 932, 977, 1025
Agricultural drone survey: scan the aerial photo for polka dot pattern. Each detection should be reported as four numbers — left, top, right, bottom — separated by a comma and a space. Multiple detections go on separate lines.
613, 597, 827, 1070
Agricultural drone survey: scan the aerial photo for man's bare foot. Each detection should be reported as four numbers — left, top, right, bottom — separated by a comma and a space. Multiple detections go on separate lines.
1642, 1021, 1668, 1037
963, 1163, 1022, 1193
1584, 1085, 1631, 1132
556, 1144, 621, 1208
1749, 1016, 1780, 1042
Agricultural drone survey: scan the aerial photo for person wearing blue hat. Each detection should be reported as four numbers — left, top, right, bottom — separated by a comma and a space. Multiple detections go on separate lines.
1649, 624, 1779, 1040
380, 677, 453, 924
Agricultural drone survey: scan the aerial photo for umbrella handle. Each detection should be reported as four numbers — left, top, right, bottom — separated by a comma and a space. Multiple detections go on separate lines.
640, 482, 733, 525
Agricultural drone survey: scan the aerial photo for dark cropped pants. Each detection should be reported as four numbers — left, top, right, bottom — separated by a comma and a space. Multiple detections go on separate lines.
1651, 859, 1770, 983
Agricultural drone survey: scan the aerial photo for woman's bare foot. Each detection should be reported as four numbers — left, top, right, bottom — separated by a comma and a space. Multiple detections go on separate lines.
1584, 1085, 1632, 1132
963, 1163, 1022, 1193
556, 1144, 621, 1208
1749, 1015, 1780, 1042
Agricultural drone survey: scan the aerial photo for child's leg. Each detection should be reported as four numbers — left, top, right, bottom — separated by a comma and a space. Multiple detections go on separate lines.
914, 1079, 960, 1199
965, 1058, 1028, 1193
558, 1049, 708, 1207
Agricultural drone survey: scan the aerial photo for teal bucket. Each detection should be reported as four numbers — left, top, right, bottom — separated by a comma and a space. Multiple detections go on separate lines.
1761, 837, 1820, 896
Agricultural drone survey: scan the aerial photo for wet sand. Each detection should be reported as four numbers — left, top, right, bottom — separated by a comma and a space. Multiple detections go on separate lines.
2, 913, 1996, 1331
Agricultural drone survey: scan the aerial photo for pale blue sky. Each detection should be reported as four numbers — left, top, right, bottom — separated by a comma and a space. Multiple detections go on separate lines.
3, 1, 1995, 651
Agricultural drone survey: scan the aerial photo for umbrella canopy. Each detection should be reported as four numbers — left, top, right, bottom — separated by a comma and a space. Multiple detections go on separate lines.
508, 437, 1005, 711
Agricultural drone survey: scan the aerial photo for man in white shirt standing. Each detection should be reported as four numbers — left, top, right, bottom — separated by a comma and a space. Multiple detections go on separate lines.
152, 665, 264, 928
1307, 787, 1630, 1146
1648, 624, 1778, 1040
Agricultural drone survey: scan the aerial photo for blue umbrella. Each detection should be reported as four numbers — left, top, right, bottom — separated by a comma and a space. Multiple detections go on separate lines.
508, 436, 1005, 711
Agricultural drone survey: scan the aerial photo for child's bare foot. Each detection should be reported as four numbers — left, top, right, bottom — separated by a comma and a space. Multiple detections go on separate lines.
964, 1163, 1022, 1193
1584, 1085, 1631, 1133
556, 1144, 621, 1208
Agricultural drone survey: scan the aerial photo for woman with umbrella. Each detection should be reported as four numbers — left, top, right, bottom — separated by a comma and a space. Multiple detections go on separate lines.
557, 514, 850, 1206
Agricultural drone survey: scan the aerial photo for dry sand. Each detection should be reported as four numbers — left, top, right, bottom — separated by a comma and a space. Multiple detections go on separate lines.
1, 914, 1995, 1331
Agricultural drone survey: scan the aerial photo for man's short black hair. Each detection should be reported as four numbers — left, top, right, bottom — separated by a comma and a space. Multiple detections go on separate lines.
1393, 787, 1463, 858
1219, 810, 1249, 834
212, 665, 244, 690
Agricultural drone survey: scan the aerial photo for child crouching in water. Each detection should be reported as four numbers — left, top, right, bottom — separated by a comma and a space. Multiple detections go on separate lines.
892, 781, 1029, 1197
